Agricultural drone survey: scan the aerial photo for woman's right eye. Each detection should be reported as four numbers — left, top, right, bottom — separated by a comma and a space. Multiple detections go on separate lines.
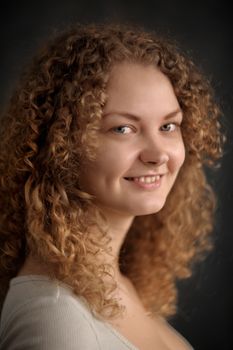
111, 125, 133, 134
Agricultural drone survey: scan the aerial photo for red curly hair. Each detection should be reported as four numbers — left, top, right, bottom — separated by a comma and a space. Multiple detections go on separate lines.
0, 22, 226, 320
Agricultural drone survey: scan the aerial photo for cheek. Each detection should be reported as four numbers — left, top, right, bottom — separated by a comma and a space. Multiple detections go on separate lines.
171, 143, 186, 171
178, 145, 186, 168
96, 143, 135, 173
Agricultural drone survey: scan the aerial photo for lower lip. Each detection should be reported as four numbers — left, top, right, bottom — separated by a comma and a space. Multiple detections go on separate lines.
125, 176, 163, 190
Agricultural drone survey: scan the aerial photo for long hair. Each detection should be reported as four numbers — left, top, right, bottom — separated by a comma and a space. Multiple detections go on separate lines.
0, 22, 226, 320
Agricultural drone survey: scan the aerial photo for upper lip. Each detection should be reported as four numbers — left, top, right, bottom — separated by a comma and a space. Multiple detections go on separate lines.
124, 173, 164, 178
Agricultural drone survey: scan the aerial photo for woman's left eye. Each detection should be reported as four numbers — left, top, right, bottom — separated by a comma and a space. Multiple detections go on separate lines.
160, 123, 180, 132
111, 125, 133, 134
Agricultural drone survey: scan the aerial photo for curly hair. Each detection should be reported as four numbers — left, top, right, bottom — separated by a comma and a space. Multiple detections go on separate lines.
0, 22, 226, 320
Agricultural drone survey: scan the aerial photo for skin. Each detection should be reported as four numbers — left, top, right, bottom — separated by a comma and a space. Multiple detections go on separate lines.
18, 62, 190, 349
79, 62, 185, 281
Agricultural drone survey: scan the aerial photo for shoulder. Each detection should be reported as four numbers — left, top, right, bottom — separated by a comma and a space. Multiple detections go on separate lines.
0, 276, 100, 350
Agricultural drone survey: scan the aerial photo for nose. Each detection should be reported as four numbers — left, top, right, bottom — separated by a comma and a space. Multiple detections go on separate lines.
139, 137, 169, 166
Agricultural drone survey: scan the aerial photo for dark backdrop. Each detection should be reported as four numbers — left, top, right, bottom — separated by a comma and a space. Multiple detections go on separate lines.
1, 1, 232, 349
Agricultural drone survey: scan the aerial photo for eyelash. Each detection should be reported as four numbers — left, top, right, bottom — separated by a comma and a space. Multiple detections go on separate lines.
111, 123, 181, 135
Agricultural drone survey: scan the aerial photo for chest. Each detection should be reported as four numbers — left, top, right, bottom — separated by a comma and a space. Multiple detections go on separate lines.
110, 310, 171, 350
108, 289, 191, 350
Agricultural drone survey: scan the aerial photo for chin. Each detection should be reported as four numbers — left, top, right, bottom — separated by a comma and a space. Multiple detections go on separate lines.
96, 197, 167, 218
128, 200, 167, 216
134, 207, 164, 216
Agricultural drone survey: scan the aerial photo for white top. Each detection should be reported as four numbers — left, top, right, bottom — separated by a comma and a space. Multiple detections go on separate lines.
0, 275, 193, 350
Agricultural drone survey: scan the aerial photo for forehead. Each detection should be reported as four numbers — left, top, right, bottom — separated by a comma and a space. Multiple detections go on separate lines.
103, 62, 180, 117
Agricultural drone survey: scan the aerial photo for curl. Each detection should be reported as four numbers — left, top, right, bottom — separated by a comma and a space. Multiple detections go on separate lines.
0, 22, 227, 319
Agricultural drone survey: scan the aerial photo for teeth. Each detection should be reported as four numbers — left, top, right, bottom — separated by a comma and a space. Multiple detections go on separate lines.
135, 175, 160, 183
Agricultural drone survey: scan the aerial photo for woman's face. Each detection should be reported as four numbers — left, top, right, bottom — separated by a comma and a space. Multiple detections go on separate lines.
79, 62, 185, 217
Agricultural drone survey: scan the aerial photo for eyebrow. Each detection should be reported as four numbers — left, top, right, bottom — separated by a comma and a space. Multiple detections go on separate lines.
103, 108, 183, 121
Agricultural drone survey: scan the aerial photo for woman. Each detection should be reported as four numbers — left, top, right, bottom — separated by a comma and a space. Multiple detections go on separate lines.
0, 23, 225, 349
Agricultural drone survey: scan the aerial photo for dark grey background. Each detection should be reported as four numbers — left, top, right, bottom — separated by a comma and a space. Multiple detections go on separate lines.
1, 1, 232, 349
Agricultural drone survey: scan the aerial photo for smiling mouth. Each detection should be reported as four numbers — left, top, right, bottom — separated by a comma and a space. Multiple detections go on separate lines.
124, 175, 161, 184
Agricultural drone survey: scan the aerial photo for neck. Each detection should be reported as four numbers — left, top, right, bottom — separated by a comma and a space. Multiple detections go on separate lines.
97, 206, 135, 282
